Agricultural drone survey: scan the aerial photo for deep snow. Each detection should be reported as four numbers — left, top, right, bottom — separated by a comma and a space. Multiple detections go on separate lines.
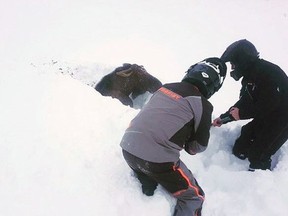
1, 0, 288, 215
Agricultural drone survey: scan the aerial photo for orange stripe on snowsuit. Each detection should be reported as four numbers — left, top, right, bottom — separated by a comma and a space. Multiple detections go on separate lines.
159, 87, 181, 100
172, 165, 205, 201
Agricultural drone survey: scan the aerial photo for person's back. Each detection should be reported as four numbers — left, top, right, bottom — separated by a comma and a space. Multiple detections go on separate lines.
255, 59, 288, 103
234, 58, 288, 120
120, 81, 213, 163
255, 59, 288, 111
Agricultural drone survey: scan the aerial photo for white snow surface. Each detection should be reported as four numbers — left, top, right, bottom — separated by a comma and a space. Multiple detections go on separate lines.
1, 0, 288, 216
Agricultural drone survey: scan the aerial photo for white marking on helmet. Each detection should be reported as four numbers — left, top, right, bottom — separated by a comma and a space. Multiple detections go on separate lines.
200, 61, 220, 73
201, 72, 209, 78
199, 61, 221, 80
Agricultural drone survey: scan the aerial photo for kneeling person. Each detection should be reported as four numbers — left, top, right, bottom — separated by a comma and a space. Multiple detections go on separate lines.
120, 57, 227, 216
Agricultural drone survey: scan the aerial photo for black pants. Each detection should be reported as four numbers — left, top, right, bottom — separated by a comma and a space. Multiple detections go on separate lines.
233, 115, 288, 169
122, 150, 204, 216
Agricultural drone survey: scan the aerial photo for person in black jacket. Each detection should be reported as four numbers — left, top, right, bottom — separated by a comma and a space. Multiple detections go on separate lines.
212, 39, 288, 171
120, 57, 227, 216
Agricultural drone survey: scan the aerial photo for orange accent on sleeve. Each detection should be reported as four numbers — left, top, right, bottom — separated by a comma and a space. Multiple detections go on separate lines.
159, 87, 181, 100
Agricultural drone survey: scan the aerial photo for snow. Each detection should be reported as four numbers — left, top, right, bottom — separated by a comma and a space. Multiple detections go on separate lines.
1, 0, 288, 215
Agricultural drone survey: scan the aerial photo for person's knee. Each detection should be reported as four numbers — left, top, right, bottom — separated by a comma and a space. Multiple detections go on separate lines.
232, 142, 250, 160
173, 187, 205, 203
141, 181, 158, 196
136, 172, 158, 196
248, 159, 272, 171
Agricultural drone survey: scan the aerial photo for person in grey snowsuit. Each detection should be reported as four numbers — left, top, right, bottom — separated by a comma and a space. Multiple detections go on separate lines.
120, 57, 227, 216
212, 39, 288, 171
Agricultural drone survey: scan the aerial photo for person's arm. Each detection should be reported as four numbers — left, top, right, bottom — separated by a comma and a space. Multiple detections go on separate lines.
185, 100, 212, 155
212, 108, 235, 127
185, 140, 207, 155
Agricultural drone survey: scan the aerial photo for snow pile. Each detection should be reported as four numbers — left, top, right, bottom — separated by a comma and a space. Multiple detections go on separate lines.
0, 65, 287, 216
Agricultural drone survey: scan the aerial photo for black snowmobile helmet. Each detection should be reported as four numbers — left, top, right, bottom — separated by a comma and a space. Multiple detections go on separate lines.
182, 57, 227, 98
221, 39, 259, 80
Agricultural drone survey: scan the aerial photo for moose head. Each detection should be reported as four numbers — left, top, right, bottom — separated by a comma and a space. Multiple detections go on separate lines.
95, 63, 162, 107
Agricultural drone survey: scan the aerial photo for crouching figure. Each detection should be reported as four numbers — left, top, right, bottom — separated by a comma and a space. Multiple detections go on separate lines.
212, 39, 288, 171
120, 57, 227, 215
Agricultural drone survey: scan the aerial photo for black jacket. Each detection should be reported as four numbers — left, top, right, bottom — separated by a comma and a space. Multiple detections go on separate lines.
222, 59, 288, 121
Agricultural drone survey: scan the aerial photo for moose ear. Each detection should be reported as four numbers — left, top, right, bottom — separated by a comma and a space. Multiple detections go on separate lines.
116, 68, 134, 77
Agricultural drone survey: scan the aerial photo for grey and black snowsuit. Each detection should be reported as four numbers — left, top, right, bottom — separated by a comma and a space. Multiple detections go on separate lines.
120, 81, 213, 216
221, 59, 288, 170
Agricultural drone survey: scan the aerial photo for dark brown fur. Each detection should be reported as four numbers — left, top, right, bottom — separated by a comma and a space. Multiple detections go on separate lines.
95, 63, 162, 107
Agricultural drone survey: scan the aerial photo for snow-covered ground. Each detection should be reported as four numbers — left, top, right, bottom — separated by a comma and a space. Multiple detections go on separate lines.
1, 0, 288, 215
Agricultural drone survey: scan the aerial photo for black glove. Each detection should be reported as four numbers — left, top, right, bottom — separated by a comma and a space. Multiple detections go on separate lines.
219, 112, 235, 124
